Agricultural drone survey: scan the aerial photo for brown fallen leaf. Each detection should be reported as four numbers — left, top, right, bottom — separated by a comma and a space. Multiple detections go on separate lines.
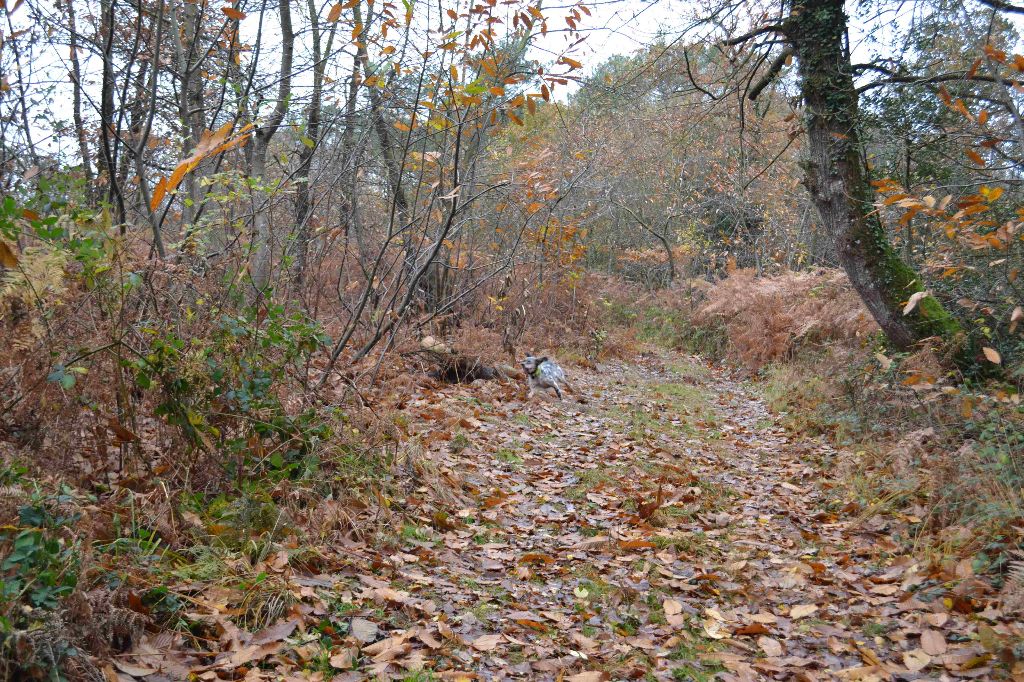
749, 612, 778, 624
419, 630, 443, 649
920, 628, 946, 656
107, 417, 139, 443
570, 631, 598, 652
702, 619, 729, 640
758, 635, 784, 657
514, 617, 548, 632
349, 617, 379, 643
112, 661, 158, 676
734, 622, 771, 636
252, 617, 300, 645
437, 620, 455, 640
329, 646, 358, 668
470, 633, 503, 651
363, 632, 414, 662
195, 641, 283, 671
373, 586, 411, 604
789, 603, 818, 620
567, 673, 610, 682
903, 648, 931, 672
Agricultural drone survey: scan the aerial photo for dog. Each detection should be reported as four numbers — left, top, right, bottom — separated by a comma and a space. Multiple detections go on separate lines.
521, 355, 572, 400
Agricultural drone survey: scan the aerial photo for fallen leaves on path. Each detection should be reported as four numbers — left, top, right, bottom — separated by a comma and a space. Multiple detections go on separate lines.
115, 352, 1024, 680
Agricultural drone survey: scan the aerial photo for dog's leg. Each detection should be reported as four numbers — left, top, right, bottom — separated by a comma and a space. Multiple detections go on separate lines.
553, 383, 563, 400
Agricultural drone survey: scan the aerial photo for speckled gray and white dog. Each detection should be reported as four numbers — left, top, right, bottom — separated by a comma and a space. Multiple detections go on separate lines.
521, 355, 570, 399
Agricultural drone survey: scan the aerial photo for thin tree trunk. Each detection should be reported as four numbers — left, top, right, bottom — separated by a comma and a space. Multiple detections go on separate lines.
340, 50, 368, 266
788, 0, 960, 349
99, 0, 127, 227
292, 0, 338, 286
66, 0, 94, 195
168, 0, 206, 228
249, 0, 295, 294
353, 1, 411, 243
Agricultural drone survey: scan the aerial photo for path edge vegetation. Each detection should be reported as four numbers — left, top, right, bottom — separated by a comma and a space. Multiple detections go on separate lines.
1, 0, 1023, 677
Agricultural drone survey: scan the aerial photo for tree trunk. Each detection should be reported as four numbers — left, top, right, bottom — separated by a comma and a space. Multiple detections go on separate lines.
291, 0, 338, 286
66, 0, 94, 196
249, 0, 295, 294
99, 0, 126, 227
788, 0, 961, 349
341, 50, 366, 263
168, 0, 208, 229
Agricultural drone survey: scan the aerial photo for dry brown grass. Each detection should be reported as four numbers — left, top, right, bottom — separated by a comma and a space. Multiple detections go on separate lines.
695, 268, 879, 369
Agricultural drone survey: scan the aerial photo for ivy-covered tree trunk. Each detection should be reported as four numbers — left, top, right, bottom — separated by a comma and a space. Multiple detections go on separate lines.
788, 0, 961, 349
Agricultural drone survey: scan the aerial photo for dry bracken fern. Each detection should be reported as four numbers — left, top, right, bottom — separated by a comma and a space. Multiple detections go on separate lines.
1001, 560, 1024, 613
0, 245, 69, 348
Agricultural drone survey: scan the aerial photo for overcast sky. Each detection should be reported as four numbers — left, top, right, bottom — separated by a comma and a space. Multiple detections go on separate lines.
8, 0, 1023, 158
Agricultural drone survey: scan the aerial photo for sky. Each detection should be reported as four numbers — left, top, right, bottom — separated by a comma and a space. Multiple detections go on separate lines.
7, 0, 1024, 158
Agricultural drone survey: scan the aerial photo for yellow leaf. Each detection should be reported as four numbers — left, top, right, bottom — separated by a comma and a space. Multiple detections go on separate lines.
980, 185, 1003, 202
489, 86, 505, 96
221, 6, 246, 20
983, 347, 1001, 364
0, 241, 19, 268
327, 2, 343, 21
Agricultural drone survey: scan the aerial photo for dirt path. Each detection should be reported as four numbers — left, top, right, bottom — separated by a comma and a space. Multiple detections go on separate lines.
124, 352, 1004, 680
381, 352, 996, 681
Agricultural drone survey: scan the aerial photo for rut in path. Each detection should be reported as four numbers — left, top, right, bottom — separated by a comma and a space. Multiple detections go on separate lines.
123, 352, 1003, 680
380, 351, 992, 681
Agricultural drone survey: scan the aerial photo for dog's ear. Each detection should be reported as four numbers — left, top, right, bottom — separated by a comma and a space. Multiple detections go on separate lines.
539, 356, 548, 364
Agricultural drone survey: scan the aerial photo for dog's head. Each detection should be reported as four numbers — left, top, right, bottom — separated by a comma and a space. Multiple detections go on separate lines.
521, 355, 548, 376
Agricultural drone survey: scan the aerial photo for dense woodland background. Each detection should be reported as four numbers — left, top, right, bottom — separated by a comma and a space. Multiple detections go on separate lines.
0, 0, 1022, 678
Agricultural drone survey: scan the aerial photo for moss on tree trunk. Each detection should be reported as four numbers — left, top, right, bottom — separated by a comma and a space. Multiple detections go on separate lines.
788, 0, 962, 350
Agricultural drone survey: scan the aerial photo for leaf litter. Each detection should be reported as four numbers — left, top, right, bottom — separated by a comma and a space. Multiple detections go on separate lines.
115, 351, 1023, 680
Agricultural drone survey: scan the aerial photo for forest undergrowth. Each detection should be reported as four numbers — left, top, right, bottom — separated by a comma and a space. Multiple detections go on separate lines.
1, 265, 1022, 681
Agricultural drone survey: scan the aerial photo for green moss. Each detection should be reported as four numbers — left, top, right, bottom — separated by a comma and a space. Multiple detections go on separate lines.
874, 244, 962, 341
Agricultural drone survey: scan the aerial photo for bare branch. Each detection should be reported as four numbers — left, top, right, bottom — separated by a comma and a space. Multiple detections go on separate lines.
722, 24, 786, 47
748, 48, 793, 100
